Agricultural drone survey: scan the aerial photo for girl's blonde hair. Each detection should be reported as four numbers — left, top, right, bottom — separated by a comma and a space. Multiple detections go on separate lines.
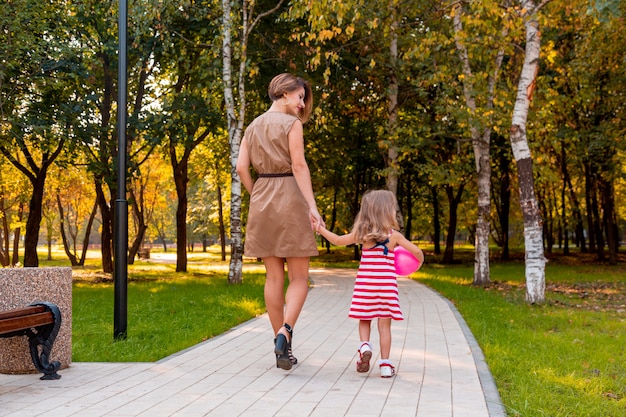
351, 190, 400, 244
268, 73, 313, 123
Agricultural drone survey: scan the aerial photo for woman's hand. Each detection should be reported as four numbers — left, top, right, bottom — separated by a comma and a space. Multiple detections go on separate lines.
312, 215, 323, 234
309, 207, 325, 232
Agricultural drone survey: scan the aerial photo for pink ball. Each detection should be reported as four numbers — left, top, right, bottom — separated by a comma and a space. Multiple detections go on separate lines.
394, 246, 420, 276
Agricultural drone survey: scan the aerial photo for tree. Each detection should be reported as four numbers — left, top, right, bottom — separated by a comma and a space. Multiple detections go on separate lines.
222, 0, 286, 283
0, 160, 30, 266
0, 0, 83, 266
189, 139, 231, 259
565, 3, 624, 264
423, 129, 474, 263
127, 154, 171, 264
148, 1, 224, 272
69, 0, 166, 273
509, 0, 550, 303
451, 0, 512, 284
0, 131, 68, 267
53, 166, 97, 266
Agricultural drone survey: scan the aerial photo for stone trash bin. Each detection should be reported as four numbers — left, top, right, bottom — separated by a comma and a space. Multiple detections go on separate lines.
0, 267, 72, 374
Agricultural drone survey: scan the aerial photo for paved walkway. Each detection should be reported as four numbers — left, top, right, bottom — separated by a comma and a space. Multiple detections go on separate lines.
0, 268, 505, 417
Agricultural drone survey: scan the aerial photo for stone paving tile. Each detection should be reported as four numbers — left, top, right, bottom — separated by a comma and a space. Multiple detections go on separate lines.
0, 268, 505, 417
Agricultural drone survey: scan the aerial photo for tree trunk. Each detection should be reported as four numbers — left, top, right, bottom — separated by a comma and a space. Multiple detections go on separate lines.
509, 1, 547, 304
561, 172, 569, 255
22, 174, 46, 267
171, 152, 188, 272
12, 203, 24, 266
217, 184, 226, 261
96, 50, 115, 275
46, 223, 52, 261
538, 186, 554, 254
600, 178, 618, 265
583, 162, 600, 255
222, 0, 244, 284
559, 145, 570, 255
0, 196, 9, 266
495, 139, 512, 260
564, 157, 586, 252
95, 180, 114, 274
324, 189, 339, 254
590, 178, 605, 260
159, 232, 168, 252
57, 192, 79, 266
452, 2, 507, 285
430, 186, 441, 255
128, 188, 148, 265
442, 184, 465, 263
222, 0, 248, 284
79, 201, 97, 266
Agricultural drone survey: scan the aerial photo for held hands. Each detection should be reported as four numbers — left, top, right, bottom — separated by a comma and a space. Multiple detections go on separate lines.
312, 216, 325, 234
309, 207, 325, 232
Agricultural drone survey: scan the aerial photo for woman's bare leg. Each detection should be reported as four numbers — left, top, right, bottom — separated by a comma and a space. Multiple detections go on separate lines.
263, 256, 286, 336
278, 257, 310, 337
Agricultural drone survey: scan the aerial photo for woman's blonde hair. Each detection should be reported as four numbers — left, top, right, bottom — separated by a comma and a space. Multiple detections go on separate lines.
268, 73, 313, 123
351, 190, 400, 244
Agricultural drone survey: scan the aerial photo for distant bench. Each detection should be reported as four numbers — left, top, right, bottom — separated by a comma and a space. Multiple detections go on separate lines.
0, 302, 62, 380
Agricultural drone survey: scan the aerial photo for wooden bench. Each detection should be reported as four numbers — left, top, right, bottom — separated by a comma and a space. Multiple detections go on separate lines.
0, 302, 62, 380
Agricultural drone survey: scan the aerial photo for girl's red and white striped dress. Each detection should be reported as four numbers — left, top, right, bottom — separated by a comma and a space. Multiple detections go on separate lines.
348, 242, 403, 321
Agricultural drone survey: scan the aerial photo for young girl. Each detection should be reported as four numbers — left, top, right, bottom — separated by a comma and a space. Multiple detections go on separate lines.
314, 190, 424, 378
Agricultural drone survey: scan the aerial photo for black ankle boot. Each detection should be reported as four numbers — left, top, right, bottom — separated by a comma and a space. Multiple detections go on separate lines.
275, 323, 294, 370
284, 323, 297, 365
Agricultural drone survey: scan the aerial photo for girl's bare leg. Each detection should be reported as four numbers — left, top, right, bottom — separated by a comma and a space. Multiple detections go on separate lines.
359, 320, 372, 344
378, 318, 392, 359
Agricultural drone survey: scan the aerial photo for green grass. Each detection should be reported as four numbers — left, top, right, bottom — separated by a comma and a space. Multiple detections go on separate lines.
38, 245, 626, 415
38, 248, 268, 362
414, 256, 626, 417
72, 271, 266, 362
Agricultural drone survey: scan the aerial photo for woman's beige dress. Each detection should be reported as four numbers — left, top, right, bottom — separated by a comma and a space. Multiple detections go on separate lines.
243, 111, 319, 258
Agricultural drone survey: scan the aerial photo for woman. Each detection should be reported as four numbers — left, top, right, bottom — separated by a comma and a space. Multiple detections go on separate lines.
236, 73, 324, 370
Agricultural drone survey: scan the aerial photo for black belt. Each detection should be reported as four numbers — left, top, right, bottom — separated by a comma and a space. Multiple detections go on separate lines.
257, 173, 294, 178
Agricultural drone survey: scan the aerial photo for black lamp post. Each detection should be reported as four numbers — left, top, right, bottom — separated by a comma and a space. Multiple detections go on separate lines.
114, 0, 128, 340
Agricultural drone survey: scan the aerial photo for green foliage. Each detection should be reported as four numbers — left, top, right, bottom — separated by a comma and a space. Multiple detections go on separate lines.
587, 0, 623, 21
0, 0, 83, 152
0, 0, 624, 270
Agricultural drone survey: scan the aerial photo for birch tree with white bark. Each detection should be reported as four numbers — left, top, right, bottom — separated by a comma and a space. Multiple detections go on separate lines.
510, 0, 550, 303
222, 0, 285, 284
451, 0, 510, 286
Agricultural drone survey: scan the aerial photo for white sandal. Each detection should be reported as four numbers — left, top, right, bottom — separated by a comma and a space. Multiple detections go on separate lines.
379, 363, 396, 378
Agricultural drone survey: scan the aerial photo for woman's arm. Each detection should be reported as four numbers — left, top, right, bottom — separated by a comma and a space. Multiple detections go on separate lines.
236, 137, 255, 194
288, 120, 324, 229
